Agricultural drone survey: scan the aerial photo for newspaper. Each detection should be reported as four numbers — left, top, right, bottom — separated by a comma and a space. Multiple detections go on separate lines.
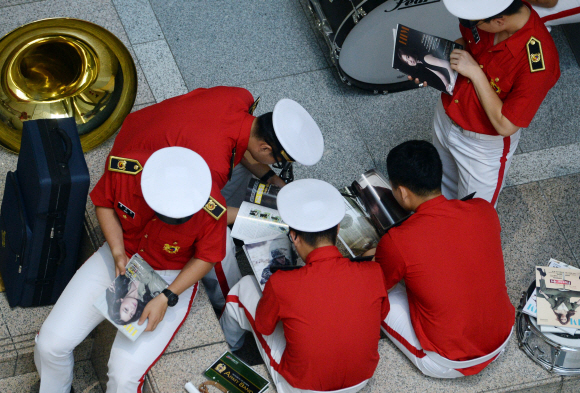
392, 24, 463, 94
523, 258, 579, 318
93, 254, 168, 341
535, 264, 580, 329
231, 201, 288, 243
243, 235, 296, 291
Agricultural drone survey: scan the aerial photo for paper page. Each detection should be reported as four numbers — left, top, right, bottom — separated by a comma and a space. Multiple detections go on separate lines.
231, 201, 288, 243
244, 236, 295, 291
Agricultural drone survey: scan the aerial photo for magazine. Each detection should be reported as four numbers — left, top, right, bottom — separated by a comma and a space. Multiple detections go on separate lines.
197, 351, 269, 393
337, 189, 380, 258
243, 235, 297, 291
231, 201, 288, 243
535, 265, 580, 329
523, 258, 579, 318
392, 24, 463, 94
93, 254, 168, 341
245, 178, 280, 210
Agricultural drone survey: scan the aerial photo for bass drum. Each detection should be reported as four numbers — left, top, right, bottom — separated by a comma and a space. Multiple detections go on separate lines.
516, 282, 580, 375
308, 0, 460, 93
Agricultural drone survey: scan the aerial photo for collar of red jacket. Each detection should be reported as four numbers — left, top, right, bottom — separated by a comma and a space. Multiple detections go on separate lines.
415, 194, 447, 213
305, 245, 344, 265
488, 2, 541, 58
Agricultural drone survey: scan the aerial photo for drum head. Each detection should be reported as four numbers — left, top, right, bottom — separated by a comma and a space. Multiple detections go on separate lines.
338, 1, 460, 90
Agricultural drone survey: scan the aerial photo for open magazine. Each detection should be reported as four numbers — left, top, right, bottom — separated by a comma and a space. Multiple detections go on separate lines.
535, 261, 580, 331
243, 235, 298, 291
392, 24, 463, 95
93, 254, 168, 341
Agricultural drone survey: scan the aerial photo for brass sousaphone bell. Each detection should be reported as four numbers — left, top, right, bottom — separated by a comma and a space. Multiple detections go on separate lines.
0, 18, 138, 153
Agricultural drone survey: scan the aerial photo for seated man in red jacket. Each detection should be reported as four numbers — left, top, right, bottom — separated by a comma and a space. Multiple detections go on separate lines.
220, 179, 389, 392
373, 140, 514, 378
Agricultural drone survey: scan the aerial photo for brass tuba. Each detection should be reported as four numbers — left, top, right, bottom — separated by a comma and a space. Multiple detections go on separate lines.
0, 18, 137, 153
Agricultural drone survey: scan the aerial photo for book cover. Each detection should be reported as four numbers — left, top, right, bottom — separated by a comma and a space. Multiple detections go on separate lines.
204, 351, 269, 393
245, 179, 280, 210
392, 24, 463, 94
93, 254, 168, 341
535, 266, 580, 328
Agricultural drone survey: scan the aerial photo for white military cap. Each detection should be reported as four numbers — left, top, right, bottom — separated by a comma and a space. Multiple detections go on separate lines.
141, 147, 212, 220
277, 179, 345, 232
272, 99, 324, 166
443, 0, 513, 20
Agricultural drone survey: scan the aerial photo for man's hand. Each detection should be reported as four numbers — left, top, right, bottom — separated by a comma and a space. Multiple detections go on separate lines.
450, 49, 482, 81
113, 252, 129, 276
407, 75, 428, 87
140, 294, 169, 332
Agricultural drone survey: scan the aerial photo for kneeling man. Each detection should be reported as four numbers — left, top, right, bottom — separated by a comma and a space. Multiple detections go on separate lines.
375, 140, 514, 378
220, 179, 389, 392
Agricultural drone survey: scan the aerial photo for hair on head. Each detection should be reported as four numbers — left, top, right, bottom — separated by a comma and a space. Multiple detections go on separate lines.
397, 46, 419, 63
291, 225, 339, 248
386, 140, 442, 196
252, 112, 292, 163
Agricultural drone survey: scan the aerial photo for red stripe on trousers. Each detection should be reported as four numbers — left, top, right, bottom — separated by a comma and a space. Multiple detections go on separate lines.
214, 261, 231, 304
225, 294, 280, 369
137, 283, 199, 392
541, 7, 580, 22
381, 321, 426, 359
491, 136, 511, 206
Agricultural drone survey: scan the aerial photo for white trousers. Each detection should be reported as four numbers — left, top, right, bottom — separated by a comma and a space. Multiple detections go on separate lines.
201, 227, 242, 311
34, 243, 199, 393
381, 284, 465, 379
432, 98, 520, 207
220, 276, 369, 393
533, 0, 580, 26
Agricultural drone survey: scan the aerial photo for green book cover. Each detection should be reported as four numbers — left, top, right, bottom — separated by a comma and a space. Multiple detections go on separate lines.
204, 351, 269, 393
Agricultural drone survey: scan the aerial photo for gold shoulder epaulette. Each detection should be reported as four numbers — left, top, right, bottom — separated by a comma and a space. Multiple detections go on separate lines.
108, 156, 143, 175
204, 196, 226, 220
527, 37, 545, 73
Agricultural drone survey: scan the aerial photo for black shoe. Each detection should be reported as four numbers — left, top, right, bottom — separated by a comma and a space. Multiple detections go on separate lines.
537, 268, 546, 277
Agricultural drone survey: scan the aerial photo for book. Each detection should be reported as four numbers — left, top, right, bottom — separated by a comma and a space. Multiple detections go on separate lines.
93, 254, 168, 341
392, 24, 463, 94
243, 235, 298, 291
535, 265, 580, 328
202, 351, 269, 393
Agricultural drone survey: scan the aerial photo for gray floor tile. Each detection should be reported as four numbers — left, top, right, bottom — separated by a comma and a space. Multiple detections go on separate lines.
133, 39, 188, 102
0, 0, 42, 8
243, 69, 375, 188
505, 142, 580, 187
550, 25, 579, 75
339, 83, 440, 175
540, 173, 580, 265
0, 294, 53, 337
112, 0, 164, 45
519, 69, 580, 153
496, 182, 577, 304
150, 0, 328, 89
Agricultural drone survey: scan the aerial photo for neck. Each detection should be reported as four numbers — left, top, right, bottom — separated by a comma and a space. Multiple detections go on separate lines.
409, 192, 441, 212
299, 241, 334, 262
501, 6, 530, 38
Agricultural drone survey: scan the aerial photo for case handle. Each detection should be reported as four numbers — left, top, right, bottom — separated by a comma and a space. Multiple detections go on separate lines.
53, 127, 72, 164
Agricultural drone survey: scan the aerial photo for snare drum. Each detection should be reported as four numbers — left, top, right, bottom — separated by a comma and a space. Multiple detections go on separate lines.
307, 0, 460, 93
516, 282, 580, 375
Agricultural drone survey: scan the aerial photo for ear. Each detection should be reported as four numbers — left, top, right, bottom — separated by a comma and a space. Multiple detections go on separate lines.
399, 185, 411, 202
493, 16, 505, 27
258, 141, 272, 154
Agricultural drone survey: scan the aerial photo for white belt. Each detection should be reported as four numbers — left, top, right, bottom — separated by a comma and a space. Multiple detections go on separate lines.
450, 120, 505, 141
424, 328, 513, 369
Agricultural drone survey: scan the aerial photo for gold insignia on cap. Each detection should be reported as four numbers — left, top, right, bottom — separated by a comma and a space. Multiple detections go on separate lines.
526, 36, 545, 73
203, 196, 226, 220
163, 244, 180, 254
249, 96, 261, 115
108, 156, 143, 175
280, 150, 294, 162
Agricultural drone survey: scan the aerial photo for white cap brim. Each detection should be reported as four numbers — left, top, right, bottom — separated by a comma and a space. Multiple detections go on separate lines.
141, 147, 212, 218
443, 0, 513, 20
277, 179, 345, 232
272, 99, 324, 166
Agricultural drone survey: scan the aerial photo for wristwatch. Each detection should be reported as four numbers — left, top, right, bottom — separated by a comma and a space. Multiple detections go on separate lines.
162, 288, 179, 307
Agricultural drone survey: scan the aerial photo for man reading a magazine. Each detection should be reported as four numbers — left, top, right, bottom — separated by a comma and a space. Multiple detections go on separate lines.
411, 0, 560, 207
35, 147, 228, 392
220, 179, 389, 393
371, 140, 514, 378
